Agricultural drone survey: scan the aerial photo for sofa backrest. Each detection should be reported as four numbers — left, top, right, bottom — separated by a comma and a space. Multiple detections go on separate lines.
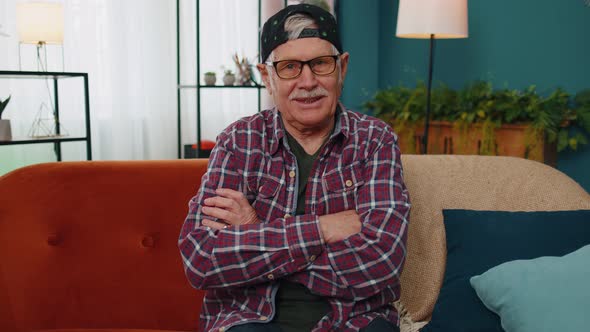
0, 160, 208, 332
398, 155, 590, 322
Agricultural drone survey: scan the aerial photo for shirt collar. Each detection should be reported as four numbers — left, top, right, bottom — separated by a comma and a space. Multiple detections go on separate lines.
269, 102, 350, 155
269, 108, 284, 155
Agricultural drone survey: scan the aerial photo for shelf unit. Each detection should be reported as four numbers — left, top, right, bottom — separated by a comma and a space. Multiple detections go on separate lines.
176, 0, 290, 158
0, 71, 92, 161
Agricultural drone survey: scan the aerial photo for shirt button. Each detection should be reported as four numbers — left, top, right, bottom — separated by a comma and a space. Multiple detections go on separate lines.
289, 170, 296, 178
345, 179, 353, 187
284, 213, 291, 219
309, 255, 316, 262
267, 274, 274, 280
259, 316, 269, 321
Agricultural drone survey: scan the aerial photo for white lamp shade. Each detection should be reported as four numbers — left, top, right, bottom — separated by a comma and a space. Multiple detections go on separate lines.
17, 2, 64, 44
396, 0, 468, 39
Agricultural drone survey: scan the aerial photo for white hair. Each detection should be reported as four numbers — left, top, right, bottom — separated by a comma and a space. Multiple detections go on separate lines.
285, 13, 316, 40
268, 13, 340, 61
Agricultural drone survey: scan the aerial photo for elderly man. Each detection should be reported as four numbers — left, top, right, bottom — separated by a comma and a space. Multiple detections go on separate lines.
178, 4, 410, 332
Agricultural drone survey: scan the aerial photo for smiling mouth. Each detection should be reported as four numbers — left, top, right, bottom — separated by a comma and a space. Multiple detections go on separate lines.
294, 96, 323, 104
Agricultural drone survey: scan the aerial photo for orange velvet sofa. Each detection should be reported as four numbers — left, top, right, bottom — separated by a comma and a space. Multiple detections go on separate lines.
2, 156, 589, 332
0, 160, 209, 332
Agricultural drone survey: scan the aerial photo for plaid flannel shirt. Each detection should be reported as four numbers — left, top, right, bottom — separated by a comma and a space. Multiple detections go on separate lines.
178, 105, 410, 332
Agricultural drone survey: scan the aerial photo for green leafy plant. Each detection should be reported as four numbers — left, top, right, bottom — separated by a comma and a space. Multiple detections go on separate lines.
365, 82, 590, 153
0, 95, 11, 119
204, 71, 215, 76
564, 89, 590, 150
365, 83, 426, 153
232, 53, 255, 86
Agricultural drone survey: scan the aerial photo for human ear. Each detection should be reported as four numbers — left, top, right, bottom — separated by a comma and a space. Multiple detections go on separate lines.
256, 63, 272, 95
339, 52, 350, 82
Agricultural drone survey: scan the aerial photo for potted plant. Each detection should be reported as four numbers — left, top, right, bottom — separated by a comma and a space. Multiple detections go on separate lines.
232, 53, 254, 86
0, 95, 12, 141
203, 72, 216, 86
365, 82, 590, 165
223, 70, 236, 86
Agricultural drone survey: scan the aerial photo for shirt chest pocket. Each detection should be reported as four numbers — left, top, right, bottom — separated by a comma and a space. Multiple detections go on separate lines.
323, 162, 365, 193
321, 162, 365, 213
246, 176, 282, 218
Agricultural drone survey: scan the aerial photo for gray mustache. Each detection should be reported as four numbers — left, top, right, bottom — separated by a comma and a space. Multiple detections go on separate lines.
289, 87, 329, 100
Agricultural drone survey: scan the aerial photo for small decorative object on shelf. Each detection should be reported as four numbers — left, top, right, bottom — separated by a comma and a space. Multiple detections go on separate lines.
223, 70, 236, 86
232, 53, 254, 86
0, 71, 92, 162
0, 95, 12, 141
28, 102, 69, 138
203, 72, 216, 86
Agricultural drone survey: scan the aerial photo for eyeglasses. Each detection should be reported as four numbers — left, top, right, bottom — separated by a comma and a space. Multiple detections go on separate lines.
266, 55, 339, 79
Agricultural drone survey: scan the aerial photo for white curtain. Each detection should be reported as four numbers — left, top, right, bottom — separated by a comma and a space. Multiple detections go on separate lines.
0, 0, 177, 174
179, 0, 280, 151
0, 0, 334, 174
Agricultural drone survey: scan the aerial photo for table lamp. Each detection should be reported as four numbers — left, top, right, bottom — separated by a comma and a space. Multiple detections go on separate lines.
17, 1, 64, 71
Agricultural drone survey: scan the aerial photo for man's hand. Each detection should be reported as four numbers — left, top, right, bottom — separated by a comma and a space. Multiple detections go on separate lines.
201, 188, 259, 230
319, 210, 362, 244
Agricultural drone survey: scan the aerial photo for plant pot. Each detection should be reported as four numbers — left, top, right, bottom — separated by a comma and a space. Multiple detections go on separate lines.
0, 119, 12, 141
223, 74, 235, 86
204, 74, 216, 86
396, 120, 557, 166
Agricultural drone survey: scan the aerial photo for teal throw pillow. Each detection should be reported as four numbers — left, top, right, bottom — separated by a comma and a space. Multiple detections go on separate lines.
470, 244, 590, 332
421, 209, 590, 332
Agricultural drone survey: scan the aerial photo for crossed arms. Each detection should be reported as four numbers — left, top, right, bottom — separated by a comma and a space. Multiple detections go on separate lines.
178, 132, 410, 301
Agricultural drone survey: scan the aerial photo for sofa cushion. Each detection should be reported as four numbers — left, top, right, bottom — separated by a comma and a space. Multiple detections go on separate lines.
421, 209, 590, 332
470, 244, 590, 332
397, 155, 590, 322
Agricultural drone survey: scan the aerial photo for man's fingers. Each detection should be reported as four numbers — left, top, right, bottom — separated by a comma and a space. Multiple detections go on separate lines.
215, 188, 247, 202
202, 219, 228, 230
201, 206, 235, 224
216, 188, 253, 209
204, 196, 236, 209
202, 189, 258, 225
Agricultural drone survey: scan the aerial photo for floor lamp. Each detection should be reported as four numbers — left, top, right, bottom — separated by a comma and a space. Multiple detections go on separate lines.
395, 0, 468, 154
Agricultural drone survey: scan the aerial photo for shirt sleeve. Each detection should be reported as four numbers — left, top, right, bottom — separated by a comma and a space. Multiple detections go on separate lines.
178, 134, 324, 290
304, 132, 410, 301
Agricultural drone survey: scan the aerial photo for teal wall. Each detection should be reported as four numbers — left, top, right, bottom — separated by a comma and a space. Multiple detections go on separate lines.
339, 0, 590, 192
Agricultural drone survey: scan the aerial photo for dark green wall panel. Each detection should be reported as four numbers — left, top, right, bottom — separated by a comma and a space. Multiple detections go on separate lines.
339, 0, 590, 191
338, 0, 380, 111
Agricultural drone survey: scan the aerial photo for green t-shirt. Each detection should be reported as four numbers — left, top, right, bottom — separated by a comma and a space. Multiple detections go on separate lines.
285, 131, 321, 216
274, 131, 331, 331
